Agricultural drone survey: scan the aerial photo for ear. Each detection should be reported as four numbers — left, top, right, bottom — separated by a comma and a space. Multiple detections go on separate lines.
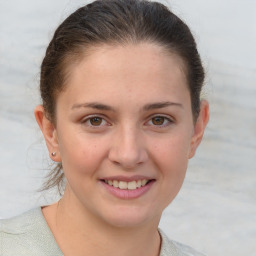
189, 100, 209, 159
34, 105, 61, 162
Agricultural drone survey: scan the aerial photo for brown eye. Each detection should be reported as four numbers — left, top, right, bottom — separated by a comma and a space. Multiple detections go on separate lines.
89, 117, 103, 126
151, 116, 165, 125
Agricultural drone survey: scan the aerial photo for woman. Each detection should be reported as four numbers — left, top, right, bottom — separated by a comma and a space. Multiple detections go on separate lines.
0, 0, 209, 255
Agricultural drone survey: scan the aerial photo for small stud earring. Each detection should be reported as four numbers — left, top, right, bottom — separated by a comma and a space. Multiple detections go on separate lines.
51, 152, 56, 157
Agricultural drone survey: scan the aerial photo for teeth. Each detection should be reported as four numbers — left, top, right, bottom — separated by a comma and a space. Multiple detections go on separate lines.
105, 179, 150, 190
119, 181, 128, 189
113, 180, 119, 188
136, 180, 142, 188
127, 181, 137, 190
141, 179, 147, 186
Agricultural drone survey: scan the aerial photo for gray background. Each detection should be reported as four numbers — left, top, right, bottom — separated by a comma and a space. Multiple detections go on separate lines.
0, 0, 255, 255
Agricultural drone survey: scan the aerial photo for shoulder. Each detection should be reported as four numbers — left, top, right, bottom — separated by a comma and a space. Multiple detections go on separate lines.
159, 229, 206, 256
0, 208, 63, 256
0, 208, 43, 233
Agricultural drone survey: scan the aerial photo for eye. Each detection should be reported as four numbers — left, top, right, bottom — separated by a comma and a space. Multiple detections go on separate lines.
151, 116, 165, 125
89, 117, 103, 126
82, 116, 109, 127
146, 115, 173, 127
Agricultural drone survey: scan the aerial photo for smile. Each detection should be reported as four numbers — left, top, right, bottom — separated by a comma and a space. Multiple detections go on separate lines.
100, 177, 155, 199
103, 179, 149, 190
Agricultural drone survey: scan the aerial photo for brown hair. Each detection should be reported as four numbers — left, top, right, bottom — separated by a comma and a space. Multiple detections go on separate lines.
40, 0, 205, 192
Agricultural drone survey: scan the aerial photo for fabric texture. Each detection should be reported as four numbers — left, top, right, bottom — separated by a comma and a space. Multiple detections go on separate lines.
0, 208, 206, 256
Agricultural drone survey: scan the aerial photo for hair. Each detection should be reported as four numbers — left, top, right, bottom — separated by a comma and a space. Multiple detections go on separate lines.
40, 0, 205, 192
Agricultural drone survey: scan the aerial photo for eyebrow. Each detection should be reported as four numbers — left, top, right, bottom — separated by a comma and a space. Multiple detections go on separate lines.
71, 102, 115, 111
142, 101, 183, 111
71, 101, 183, 111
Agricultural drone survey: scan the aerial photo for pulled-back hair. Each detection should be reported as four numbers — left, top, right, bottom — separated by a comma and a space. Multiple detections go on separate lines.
40, 0, 205, 192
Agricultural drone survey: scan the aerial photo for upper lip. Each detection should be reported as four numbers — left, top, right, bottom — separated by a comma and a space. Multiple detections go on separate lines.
100, 175, 155, 182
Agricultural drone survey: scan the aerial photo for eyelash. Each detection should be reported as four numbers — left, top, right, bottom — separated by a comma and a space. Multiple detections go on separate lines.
145, 115, 174, 128
81, 115, 174, 129
81, 115, 109, 128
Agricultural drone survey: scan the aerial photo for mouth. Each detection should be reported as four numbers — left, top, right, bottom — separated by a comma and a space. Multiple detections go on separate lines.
100, 179, 154, 190
99, 177, 155, 199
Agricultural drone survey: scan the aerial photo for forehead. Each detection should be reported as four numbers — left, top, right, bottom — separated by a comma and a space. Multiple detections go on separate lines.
59, 43, 190, 108
84, 43, 187, 77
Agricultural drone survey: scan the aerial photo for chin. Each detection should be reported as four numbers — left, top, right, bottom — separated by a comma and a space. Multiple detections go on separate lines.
99, 205, 161, 229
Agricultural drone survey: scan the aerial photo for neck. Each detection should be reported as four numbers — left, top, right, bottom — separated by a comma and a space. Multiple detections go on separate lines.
44, 189, 161, 256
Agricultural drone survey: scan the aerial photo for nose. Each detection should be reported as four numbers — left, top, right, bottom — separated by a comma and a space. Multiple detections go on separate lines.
108, 126, 148, 169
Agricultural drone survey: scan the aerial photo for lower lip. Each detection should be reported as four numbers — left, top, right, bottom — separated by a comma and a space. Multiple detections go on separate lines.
100, 181, 155, 199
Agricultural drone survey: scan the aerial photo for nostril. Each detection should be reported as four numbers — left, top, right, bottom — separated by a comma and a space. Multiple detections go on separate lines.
112, 160, 121, 166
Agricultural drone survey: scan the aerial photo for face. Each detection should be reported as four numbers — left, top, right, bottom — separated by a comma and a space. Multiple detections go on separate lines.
40, 43, 207, 228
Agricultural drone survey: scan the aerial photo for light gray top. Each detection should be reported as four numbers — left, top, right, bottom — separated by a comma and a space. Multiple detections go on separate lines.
0, 208, 206, 256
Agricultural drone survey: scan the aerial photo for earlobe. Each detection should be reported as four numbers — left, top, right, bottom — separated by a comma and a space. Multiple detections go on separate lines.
34, 105, 61, 162
189, 100, 209, 159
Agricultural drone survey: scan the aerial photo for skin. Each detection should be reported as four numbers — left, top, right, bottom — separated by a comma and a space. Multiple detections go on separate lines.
35, 43, 209, 256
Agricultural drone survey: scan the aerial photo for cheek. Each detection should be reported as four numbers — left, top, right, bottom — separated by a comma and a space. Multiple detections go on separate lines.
151, 132, 191, 170
147, 138, 190, 212
149, 131, 191, 194
58, 130, 109, 177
